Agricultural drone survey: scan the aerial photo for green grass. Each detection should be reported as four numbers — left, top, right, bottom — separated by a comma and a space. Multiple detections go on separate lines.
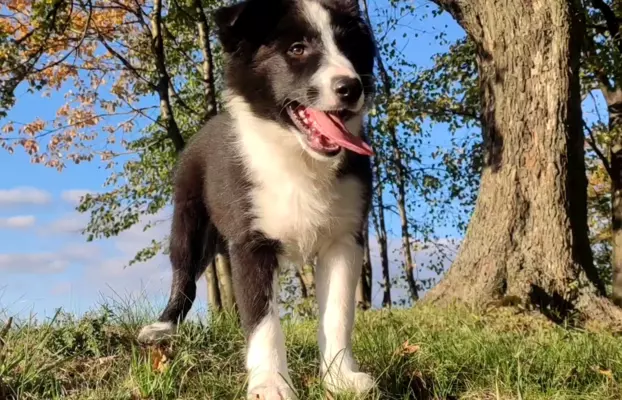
1, 304, 622, 399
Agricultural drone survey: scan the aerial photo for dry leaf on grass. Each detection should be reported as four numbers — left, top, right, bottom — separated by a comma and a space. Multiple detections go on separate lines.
150, 346, 169, 373
394, 339, 420, 356
592, 366, 613, 378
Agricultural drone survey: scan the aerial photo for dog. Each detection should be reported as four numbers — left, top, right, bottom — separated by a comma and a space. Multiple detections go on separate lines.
138, 0, 376, 398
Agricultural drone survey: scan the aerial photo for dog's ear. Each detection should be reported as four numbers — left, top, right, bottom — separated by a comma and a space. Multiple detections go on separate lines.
214, 1, 248, 53
214, 2, 246, 31
215, 0, 288, 54
325, 0, 360, 15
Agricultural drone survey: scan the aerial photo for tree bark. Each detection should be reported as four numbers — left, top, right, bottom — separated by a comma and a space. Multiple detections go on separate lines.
192, 0, 218, 122
608, 91, 622, 305
215, 253, 235, 311
427, 0, 622, 328
356, 223, 372, 309
205, 261, 222, 312
302, 262, 316, 297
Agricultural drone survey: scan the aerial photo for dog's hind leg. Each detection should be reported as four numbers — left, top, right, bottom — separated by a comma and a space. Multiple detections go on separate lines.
138, 182, 218, 343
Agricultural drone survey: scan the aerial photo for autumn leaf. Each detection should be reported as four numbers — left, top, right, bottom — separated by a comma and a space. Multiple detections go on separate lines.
394, 340, 421, 356
592, 366, 614, 379
150, 346, 169, 373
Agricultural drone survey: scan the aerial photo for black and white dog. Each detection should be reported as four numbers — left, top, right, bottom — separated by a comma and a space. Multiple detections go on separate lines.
138, 0, 376, 398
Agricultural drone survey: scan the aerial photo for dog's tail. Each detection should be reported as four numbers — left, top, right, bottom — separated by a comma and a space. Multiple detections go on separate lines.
138, 153, 219, 342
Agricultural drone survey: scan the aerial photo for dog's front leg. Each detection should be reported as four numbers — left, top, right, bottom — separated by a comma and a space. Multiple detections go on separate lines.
229, 234, 296, 400
316, 235, 376, 394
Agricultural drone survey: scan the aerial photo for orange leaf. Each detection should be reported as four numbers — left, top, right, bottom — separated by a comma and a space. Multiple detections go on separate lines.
395, 340, 420, 356
150, 347, 169, 373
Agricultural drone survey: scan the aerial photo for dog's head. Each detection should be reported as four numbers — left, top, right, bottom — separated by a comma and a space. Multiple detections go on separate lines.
216, 0, 376, 160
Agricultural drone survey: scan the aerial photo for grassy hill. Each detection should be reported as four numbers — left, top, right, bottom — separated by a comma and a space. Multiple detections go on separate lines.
1, 304, 621, 399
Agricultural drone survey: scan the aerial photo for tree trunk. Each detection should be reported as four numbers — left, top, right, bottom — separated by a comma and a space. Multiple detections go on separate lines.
205, 262, 222, 312
356, 224, 372, 309
150, 0, 184, 153
608, 91, 622, 305
192, 0, 218, 122
427, 0, 622, 328
370, 156, 392, 308
295, 262, 315, 299
215, 244, 235, 312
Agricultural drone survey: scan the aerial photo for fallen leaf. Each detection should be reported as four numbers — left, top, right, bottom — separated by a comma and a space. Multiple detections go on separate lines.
97, 355, 117, 365
150, 346, 169, 373
593, 366, 613, 378
395, 340, 420, 356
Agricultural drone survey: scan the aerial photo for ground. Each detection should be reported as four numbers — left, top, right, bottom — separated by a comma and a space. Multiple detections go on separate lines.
1, 304, 621, 399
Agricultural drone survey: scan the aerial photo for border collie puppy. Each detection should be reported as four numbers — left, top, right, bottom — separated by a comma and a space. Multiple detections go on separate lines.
138, 0, 376, 398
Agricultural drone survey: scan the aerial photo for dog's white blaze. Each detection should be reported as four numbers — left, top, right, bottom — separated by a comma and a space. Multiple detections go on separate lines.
228, 94, 366, 261
246, 273, 294, 398
316, 235, 376, 393
302, 0, 365, 113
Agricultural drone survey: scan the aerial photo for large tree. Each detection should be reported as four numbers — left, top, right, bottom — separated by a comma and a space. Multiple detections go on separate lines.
426, 0, 622, 326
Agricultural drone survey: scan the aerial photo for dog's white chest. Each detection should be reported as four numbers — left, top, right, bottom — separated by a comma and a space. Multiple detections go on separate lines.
251, 161, 364, 258
232, 100, 365, 260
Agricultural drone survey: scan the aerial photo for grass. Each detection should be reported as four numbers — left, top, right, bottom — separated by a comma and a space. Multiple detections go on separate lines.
1, 303, 622, 399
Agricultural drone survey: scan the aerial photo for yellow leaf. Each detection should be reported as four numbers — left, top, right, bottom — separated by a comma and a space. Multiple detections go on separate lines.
150, 347, 169, 373
394, 340, 420, 356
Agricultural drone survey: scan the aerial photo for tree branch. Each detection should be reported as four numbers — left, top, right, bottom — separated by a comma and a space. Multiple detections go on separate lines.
591, 0, 622, 55
584, 121, 613, 176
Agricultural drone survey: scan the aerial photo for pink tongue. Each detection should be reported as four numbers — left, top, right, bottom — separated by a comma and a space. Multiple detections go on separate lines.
306, 109, 374, 156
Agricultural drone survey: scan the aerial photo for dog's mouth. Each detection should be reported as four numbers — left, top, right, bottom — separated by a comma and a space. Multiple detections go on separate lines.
285, 101, 373, 157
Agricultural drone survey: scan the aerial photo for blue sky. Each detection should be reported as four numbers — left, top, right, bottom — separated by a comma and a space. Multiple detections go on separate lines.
0, 1, 466, 319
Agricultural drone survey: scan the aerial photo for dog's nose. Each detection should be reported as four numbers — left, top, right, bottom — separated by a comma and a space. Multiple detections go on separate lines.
332, 76, 363, 105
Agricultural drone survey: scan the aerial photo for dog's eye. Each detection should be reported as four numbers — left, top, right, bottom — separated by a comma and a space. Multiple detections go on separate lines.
288, 43, 306, 57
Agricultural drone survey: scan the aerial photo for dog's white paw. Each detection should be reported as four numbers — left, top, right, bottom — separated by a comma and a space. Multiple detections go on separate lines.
324, 370, 376, 395
137, 321, 175, 343
248, 374, 296, 400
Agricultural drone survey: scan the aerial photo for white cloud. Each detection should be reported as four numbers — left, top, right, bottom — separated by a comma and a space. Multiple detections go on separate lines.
61, 189, 91, 206
0, 215, 36, 229
0, 187, 51, 207
42, 214, 88, 235
0, 244, 99, 274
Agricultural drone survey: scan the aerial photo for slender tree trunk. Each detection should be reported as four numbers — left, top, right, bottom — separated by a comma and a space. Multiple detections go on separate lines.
150, 0, 184, 153
376, 55, 417, 303
375, 59, 417, 302
370, 156, 392, 308
296, 269, 309, 298
215, 253, 235, 311
608, 91, 622, 305
356, 223, 372, 309
394, 179, 418, 302
301, 262, 316, 297
427, 0, 622, 327
192, 0, 218, 121
361, 0, 409, 304
205, 261, 222, 311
